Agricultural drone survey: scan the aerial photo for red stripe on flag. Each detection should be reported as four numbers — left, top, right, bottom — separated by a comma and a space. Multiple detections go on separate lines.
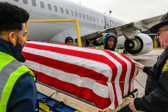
23, 42, 137, 109
24, 43, 118, 80
32, 69, 111, 109
104, 50, 128, 97
23, 52, 108, 82
102, 50, 126, 106
24, 43, 117, 68
121, 55, 135, 93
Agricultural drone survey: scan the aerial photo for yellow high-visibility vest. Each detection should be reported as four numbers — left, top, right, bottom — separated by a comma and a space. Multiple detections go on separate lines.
96, 45, 122, 54
0, 52, 36, 112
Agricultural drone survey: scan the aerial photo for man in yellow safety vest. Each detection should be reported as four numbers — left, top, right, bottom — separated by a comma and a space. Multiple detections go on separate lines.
0, 2, 37, 112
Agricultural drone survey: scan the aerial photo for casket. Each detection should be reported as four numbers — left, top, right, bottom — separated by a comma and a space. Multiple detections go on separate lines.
22, 41, 138, 110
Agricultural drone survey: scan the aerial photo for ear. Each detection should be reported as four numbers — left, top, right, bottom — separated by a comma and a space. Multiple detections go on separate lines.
8, 32, 16, 46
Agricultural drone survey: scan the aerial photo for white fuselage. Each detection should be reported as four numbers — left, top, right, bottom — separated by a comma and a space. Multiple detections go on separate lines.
3, 0, 126, 44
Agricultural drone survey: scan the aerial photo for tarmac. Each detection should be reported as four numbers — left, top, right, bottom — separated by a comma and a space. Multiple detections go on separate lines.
125, 49, 164, 97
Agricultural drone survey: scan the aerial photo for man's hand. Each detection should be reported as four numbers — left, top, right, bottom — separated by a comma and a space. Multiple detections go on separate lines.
95, 37, 103, 41
129, 98, 137, 112
134, 61, 144, 70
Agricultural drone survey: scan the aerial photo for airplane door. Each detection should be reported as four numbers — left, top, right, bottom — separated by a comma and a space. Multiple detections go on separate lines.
104, 16, 109, 29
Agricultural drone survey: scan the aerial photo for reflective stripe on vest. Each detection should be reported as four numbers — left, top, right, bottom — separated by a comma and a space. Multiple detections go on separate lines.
0, 52, 36, 112
96, 45, 104, 49
96, 46, 122, 54
114, 48, 122, 54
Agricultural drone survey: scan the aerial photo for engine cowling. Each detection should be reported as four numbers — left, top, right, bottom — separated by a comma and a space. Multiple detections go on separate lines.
124, 33, 153, 55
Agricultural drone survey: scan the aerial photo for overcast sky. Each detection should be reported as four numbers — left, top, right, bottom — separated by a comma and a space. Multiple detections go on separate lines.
68, 0, 168, 23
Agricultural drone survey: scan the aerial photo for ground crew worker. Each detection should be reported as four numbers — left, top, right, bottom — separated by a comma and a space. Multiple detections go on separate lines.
65, 36, 74, 45
129, 12, 168, 112
94, 33, 122, 54
0, 2, 37, 112
103, 33, 122, 54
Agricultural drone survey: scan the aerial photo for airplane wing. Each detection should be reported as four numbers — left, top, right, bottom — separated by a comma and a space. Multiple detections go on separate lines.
81, 14, 163, 40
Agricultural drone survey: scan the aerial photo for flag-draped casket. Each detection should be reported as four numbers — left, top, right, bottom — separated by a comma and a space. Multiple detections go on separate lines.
22, 41, 138, 110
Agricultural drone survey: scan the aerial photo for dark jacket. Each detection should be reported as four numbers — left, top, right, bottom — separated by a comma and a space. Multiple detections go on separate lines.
0, 39, 37, 112
134, 48, 168, 112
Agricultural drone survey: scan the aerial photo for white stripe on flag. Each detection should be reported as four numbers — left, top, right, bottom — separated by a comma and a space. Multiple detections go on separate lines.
25, 41, 124, 109
113, 52, 133, 96
131, 65, 138, 92
25, 41, 137, 109
23, 47, 112, 78
24, 60, 109, 98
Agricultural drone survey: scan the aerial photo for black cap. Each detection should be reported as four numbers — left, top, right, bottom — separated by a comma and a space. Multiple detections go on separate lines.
65, 36, 73, 44
150, 12, 168, 33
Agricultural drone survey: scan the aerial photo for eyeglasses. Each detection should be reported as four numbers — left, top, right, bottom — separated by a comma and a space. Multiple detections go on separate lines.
157, 29, 168, 36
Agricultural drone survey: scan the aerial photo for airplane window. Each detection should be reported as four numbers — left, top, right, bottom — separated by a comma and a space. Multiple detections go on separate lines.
93, 17, 95, 21
110, 20, 112, 26
71, 10, 74, 16
23, 0, 28, 4
109, 20, 111, 25
48, 4, 52, 10
86, 15, 89, 20
66, 9, 69, 15
40, 1, 44, 8
60, 7, 64, 13
83, 14, 85, 19
54, 6, 58, 12
75, 11, 78, 17
14, 0, 19, 2
97, 18, 99, 23
79, 13, 81, 18
90, 16, 92, 21
32, 0, 36, 6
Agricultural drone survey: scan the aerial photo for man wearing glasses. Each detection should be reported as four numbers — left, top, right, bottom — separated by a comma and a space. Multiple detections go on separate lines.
129, 12, 168, 112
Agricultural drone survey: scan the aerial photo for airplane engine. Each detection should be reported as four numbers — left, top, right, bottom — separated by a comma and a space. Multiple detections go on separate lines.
124, 33, 153, 55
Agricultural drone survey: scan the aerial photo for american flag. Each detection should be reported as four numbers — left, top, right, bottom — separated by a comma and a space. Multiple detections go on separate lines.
22, 41, 138, 110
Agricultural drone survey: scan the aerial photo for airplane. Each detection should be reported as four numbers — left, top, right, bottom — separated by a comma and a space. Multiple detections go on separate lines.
1, 0, 163, 55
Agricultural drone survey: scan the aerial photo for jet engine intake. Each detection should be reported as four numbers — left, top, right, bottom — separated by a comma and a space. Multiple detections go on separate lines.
124, 33, 153, 55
